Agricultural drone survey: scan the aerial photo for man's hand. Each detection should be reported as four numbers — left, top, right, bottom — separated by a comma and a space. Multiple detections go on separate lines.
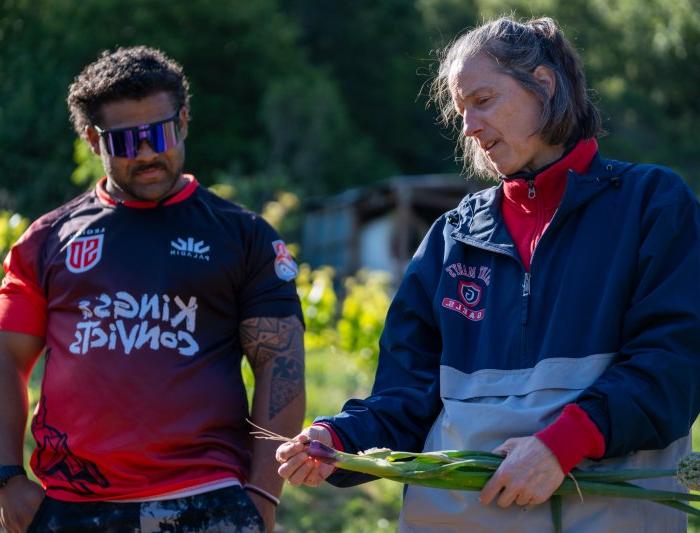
276, 425, 335, 487
479, 436, 564, 508
0, 475, 45, 533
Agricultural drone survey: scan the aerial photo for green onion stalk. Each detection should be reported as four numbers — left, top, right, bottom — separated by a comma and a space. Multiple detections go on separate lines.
306, 441, 700, 530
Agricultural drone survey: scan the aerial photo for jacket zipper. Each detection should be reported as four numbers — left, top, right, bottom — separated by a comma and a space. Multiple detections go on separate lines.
522, 177, 537, 354
527, 178, 536, 199
521, 272, 531, 322
521, 271, 531, 354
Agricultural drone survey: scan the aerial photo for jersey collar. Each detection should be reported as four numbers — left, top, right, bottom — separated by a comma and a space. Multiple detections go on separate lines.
95, 174, 199, 208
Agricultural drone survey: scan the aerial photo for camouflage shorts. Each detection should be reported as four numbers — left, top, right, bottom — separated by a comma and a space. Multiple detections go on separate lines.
27, 486, 265, 532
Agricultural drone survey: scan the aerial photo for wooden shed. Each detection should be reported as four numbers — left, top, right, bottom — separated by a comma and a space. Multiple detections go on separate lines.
301, 174, 488, 281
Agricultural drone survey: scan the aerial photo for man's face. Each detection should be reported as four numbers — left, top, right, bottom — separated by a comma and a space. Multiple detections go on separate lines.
87, 92, 188, 202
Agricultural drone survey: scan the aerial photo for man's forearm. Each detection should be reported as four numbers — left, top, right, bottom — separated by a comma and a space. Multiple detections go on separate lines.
0, 354, 31, 465
248, 374, 305, 497
241, 316, 305, 497
0, 333, 44, 465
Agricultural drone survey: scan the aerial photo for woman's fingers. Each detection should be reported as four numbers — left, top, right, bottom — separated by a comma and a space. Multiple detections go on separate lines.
277, 449, 310, 480
276, 426, 336, 487
275, 438, 307, 463
286, 456, 316, 486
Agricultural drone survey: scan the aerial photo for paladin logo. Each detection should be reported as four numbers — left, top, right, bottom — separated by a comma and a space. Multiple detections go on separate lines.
170, 237, 210, 261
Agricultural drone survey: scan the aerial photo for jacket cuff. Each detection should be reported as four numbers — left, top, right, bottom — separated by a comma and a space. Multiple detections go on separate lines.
311, 422, 345, 452
535, 403, 606, 474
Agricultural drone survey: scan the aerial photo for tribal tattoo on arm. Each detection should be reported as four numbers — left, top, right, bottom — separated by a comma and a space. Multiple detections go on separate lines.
240, 316, 304, 419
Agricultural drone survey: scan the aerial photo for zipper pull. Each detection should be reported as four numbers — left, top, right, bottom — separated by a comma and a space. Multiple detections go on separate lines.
521, 272, 531, 326
522, 272, 531, 297
527, 179, 536, 199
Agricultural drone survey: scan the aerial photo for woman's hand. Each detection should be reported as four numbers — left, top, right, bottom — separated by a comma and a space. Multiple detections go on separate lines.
276, 425, 335, 487
479, 436, 564, 508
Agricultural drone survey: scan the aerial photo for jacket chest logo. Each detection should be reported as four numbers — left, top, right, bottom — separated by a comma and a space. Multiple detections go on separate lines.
66, 229, 105, 274
442, 263, 490, 322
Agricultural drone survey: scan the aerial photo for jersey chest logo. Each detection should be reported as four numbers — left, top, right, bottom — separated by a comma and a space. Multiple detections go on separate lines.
66, 234, 104, 274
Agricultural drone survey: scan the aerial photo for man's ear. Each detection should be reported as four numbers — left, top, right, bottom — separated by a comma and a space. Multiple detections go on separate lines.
178, 107, 189, 141
85, 126, 101, 155
533, 65, 556, 100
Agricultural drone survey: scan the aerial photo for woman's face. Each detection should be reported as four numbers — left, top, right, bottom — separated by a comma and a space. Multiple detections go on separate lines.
450, 54, 563, 176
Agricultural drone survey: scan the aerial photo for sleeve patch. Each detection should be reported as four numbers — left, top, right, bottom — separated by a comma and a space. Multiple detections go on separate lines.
272, 240, 298, 281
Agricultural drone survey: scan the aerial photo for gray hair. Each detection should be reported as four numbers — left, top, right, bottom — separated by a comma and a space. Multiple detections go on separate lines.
430, 16, 602, 178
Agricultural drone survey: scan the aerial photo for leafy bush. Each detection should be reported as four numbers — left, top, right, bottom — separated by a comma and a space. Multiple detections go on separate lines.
337, 270, 392, 369
0, 211, 29, 279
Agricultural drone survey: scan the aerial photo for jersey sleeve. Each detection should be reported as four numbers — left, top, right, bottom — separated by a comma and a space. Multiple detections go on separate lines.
0, 224, 48, 337
238, 217, 303, 323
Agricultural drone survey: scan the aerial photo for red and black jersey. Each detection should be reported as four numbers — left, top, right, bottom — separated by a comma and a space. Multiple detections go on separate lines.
0, 175, 302, 502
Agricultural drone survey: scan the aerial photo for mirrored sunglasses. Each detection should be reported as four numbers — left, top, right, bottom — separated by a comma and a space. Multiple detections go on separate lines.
94, 110, 181, 159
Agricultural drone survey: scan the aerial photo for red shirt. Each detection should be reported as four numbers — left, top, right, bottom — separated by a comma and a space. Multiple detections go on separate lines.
502, 138, 598, 270
0, 176, 302, 501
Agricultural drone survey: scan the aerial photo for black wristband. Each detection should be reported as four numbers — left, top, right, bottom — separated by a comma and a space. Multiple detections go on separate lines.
244, 484, 280, 506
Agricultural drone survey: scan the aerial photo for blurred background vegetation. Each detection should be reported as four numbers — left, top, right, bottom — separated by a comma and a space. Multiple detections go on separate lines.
2, 0, 700, 221
2, 0, 699, 530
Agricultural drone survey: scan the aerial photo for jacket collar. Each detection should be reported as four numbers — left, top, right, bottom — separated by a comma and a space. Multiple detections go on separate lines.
448, 150, 627, 255
502, 138, 597, 212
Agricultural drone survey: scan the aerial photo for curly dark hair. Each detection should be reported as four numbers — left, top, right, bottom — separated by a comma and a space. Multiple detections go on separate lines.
67, 46, 191, 137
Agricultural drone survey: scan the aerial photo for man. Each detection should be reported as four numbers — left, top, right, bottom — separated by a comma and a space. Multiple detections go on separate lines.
0, 46, 304, 532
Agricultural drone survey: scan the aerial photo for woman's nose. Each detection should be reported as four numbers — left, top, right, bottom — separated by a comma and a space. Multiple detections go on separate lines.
462, 110, 482, 137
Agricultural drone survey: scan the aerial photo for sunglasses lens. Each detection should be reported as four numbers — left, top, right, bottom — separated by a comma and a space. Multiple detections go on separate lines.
148, 120, 178, 153
102, 117, 179, 158
104, 129, 130, 158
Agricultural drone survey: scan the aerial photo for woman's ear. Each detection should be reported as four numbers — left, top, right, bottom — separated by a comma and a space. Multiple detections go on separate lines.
533, 65, 557, 100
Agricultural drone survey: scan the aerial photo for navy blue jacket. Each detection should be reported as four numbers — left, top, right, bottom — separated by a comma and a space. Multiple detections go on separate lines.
319, 154, 700, 492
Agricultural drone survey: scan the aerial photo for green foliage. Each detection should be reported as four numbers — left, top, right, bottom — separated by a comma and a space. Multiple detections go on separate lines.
337, 270, 393, 367
0, 211, 29, 278
295, 265, 392, 370
4, 0, 700, 220
416, 0, 700, 187
261, 71, 395, 195
296, 264, 339, 350
0, 0, 395, 218
71, 139, 104, 188
208, 169, 305, 244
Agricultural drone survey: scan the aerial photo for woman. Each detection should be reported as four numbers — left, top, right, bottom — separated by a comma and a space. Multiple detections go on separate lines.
277, 16, 700, 532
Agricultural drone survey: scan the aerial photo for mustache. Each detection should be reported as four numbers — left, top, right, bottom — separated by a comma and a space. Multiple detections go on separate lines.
132, 162, 167, 174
